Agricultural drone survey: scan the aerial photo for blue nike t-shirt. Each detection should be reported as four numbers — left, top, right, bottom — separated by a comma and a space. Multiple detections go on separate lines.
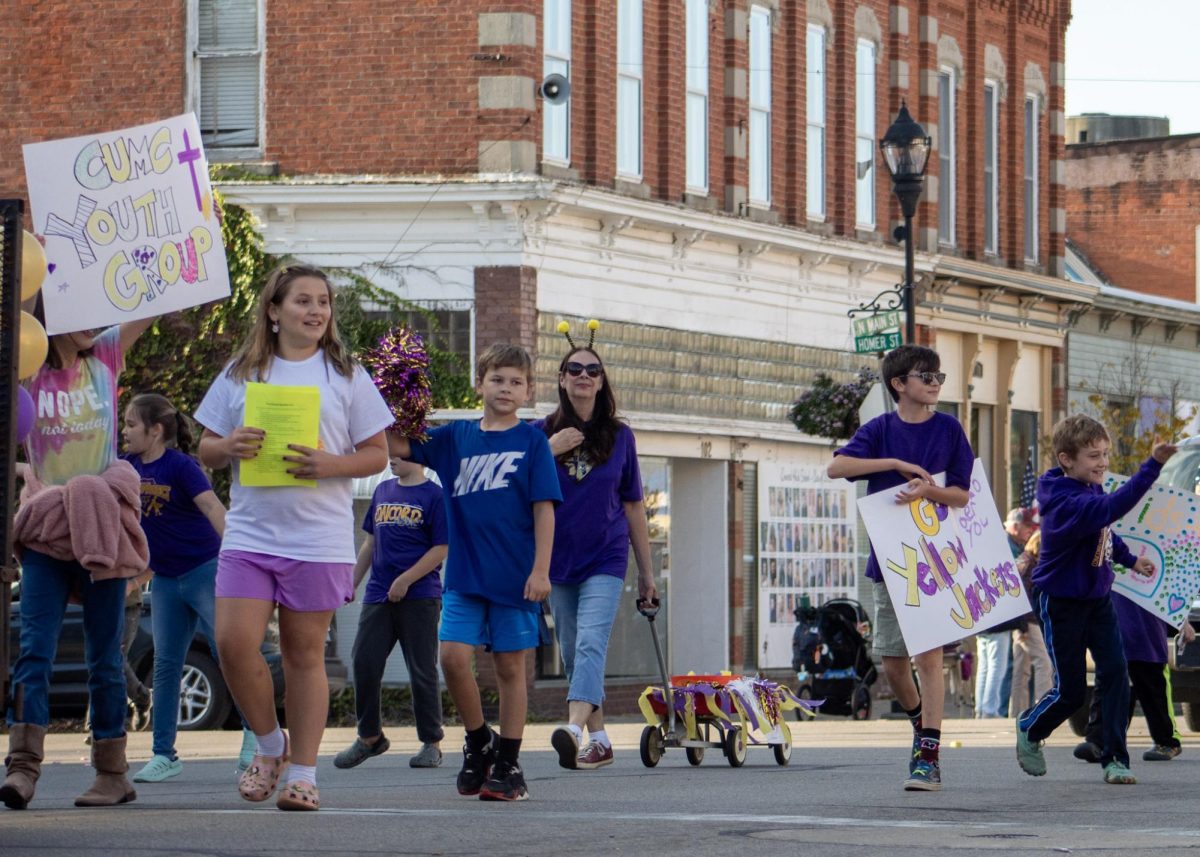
410, 420, 562, 612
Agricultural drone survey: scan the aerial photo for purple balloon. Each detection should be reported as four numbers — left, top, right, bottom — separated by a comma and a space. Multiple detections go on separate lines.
16, 386, 34, 443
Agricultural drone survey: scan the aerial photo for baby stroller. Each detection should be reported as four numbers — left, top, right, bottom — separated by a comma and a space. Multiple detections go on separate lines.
792, 597, 876, 720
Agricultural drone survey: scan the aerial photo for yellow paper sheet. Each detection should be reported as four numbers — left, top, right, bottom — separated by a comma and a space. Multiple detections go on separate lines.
240, 382, 320, 488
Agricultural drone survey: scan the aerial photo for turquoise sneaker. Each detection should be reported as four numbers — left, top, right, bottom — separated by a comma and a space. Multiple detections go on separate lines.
133, 754, 182, 783
237, 728, 256, 774
1103, 761, 1137, 784
1016, 726, 1046, 776
903, 759, 942, 791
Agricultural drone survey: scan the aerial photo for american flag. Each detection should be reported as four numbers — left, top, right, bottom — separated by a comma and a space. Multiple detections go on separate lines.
1019, 448, 1038, 510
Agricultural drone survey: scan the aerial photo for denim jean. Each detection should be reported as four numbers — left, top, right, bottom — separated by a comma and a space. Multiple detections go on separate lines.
7, 549, 127, 738
548, 573, 624, 707
974, 630, 1012, 718
150, 558, 220, 757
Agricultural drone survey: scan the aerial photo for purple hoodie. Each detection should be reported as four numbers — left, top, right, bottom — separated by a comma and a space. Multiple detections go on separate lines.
1030, 456, 1161, 600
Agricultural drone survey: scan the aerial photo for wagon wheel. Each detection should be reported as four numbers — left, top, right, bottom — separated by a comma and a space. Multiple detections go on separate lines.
723, 727, 747, 768
685, 746, 705, 766
640, 725, 664, 768
773, 720, 792, 766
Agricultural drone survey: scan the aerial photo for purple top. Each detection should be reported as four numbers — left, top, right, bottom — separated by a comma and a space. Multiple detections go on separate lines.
122, 448, 222, 578
834, 411, 974, 582
361, 478, 448, 603
534, 420, 644, 585
1114, 592, 1169, 664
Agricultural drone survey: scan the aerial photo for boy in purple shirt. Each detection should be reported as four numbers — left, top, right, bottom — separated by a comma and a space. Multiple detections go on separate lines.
828, 344, 973, 792
334, 448, 448, 771
1016, 414, 1176, 785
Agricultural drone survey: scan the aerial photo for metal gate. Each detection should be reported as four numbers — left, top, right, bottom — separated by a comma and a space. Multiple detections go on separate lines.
0, 199, 24, 706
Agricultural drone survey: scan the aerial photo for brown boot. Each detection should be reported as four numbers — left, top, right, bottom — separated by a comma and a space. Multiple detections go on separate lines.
74, 735, 137, 807
1, 723, 47, 810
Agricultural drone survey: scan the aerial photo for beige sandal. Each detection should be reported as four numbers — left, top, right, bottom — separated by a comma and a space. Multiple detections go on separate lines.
238, 732, 289, 802
276, 780, 320, 811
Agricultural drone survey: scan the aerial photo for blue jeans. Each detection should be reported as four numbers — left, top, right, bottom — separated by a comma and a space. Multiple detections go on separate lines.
974, 630, 1012, 718
548, 574, 624, 708
7, 549, 127, 738
150, 558, 220, 757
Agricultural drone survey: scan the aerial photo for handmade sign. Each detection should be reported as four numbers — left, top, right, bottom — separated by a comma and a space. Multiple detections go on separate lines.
23, 113, 229, 335
858, 459, 1031, 654
1103, 474, 1200, 629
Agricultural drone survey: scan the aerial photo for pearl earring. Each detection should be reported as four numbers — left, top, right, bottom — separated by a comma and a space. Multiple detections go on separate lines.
271, 321, 279, 334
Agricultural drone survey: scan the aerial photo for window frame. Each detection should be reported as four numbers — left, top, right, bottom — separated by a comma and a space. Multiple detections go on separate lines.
187, 0, 265, 159
983, 80, 1000, 255
685, 0, 709, 194
937, 66, 956, 247
854, 38, 876, 230
1024, 94, 1039, 263
543, 0, 572, 166
616, 0, 644, 180
748, 5, 772, 207
805, 24, 826, 219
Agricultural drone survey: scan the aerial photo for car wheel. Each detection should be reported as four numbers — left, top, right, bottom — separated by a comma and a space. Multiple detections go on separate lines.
178, 650, 233, 731
1183, 702, 1200, 733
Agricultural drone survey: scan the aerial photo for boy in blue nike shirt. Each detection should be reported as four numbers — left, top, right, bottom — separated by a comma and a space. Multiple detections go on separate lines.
1016, 414, 1175, 785
391, 344, 560, 801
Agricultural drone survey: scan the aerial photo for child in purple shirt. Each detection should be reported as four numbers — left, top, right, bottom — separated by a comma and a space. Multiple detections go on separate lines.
828, 344, 973, 792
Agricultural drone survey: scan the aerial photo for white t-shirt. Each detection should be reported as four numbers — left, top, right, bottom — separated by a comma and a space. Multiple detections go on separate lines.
195, 350, 394, 563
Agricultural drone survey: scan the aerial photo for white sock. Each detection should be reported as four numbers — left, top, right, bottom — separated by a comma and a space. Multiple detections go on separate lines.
567, 723, 584, 742
256, 727, 285, 758
590, 729, 610, 748
289, 763, 316, 786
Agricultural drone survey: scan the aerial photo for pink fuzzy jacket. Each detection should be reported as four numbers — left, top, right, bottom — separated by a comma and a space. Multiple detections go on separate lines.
14, 459, 149, 581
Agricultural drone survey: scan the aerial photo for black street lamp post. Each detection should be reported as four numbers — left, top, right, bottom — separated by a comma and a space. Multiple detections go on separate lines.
879, 102, 931, 345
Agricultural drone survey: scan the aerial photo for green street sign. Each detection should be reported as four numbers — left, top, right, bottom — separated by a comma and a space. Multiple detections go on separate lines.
852, 310, 902, 338
855, 330, 901, 353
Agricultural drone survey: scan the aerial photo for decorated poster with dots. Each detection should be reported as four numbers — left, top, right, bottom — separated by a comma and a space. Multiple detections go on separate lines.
1104, 474, 1200, 629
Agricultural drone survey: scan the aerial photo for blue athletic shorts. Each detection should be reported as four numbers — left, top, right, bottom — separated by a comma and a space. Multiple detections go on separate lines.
439, 590, 540, 653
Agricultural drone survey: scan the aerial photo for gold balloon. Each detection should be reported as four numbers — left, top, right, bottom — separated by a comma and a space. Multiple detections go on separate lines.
18, 311, 48, 380
21, 231, 47, 301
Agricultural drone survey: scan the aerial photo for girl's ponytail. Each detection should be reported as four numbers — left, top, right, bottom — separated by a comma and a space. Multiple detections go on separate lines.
174, 411, 195, 456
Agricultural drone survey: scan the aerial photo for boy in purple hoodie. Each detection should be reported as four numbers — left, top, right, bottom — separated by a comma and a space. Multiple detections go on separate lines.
1015, 414, 1176, 785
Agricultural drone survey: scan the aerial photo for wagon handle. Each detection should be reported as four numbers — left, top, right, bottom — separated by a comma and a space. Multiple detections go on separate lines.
636, 597, 661, 619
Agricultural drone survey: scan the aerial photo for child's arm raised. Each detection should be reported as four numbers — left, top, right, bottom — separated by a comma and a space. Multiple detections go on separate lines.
1056, 444, 1177, 532
524, 500, 554, 603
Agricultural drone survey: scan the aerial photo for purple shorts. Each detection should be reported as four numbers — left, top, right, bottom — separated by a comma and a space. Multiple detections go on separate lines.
216, 550, 353, 612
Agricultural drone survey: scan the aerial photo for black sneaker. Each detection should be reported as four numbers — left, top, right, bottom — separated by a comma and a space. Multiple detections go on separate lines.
479, 759, 529, 802
1073, 741, 1102, 764
456, 731, 498, 796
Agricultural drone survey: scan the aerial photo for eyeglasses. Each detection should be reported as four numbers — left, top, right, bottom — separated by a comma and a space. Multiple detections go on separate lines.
565, 362, 604, 378
905, 371, 947, 385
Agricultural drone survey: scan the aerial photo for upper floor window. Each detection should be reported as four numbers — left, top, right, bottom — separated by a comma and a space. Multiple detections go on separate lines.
193, 0, 263, 152
617, 0, 643, 178
685, 0, 709, 192
748, 6, 772, 205
1024, 95, 1039, 262
543, 0, 572, 164
937, 68, 956, 246
855, 39, 876, 229
983, 81, 1000, 254
806, 25, 826, 218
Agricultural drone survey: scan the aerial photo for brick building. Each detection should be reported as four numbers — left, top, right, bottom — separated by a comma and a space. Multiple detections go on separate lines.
6, 1, 1093, 711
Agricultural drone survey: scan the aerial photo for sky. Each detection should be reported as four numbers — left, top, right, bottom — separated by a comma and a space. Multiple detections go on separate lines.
1065, 0, 1200, 135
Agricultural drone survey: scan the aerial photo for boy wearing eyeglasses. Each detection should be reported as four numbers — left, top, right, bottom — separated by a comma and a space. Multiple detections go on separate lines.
827, 344, 974, 792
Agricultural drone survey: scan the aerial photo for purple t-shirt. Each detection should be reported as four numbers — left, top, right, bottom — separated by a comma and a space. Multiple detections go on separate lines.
361, 478, 448, 603
1114, 592, 1169, 664
834, 411, 974, 582
123, 448, 222, 578
533, 420, 644, 585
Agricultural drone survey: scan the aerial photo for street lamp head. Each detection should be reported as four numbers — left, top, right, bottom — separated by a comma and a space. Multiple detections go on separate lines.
880, 101, 931, 182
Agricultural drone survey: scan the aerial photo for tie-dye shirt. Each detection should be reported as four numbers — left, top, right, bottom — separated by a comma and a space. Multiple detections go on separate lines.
24, 327, 124, 486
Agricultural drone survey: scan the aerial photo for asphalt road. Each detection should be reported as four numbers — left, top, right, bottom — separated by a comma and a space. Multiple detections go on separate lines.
2, 719, 1199, 856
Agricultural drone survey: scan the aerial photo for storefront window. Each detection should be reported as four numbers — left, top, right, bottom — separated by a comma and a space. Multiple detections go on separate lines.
1010, 410, 1039, 509
970, 404, 994, 487
936, 401, 960, 421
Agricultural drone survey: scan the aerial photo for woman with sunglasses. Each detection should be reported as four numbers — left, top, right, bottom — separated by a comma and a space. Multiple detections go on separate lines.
537, 344, 657, 770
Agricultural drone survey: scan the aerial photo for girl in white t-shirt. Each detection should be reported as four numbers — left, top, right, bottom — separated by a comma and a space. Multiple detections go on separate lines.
195, 264, 393, 811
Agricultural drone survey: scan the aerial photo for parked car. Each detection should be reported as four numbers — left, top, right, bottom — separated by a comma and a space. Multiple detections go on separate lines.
1066, 440, 1200, 734
7, 579, 348, 730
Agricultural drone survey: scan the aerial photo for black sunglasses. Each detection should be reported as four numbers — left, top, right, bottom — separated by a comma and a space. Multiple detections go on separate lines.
565, 362, 604, 378
905, 371, 947, 385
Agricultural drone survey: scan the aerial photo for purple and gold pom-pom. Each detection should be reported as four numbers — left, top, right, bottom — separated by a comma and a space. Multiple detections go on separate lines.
362, 327, 433, 440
